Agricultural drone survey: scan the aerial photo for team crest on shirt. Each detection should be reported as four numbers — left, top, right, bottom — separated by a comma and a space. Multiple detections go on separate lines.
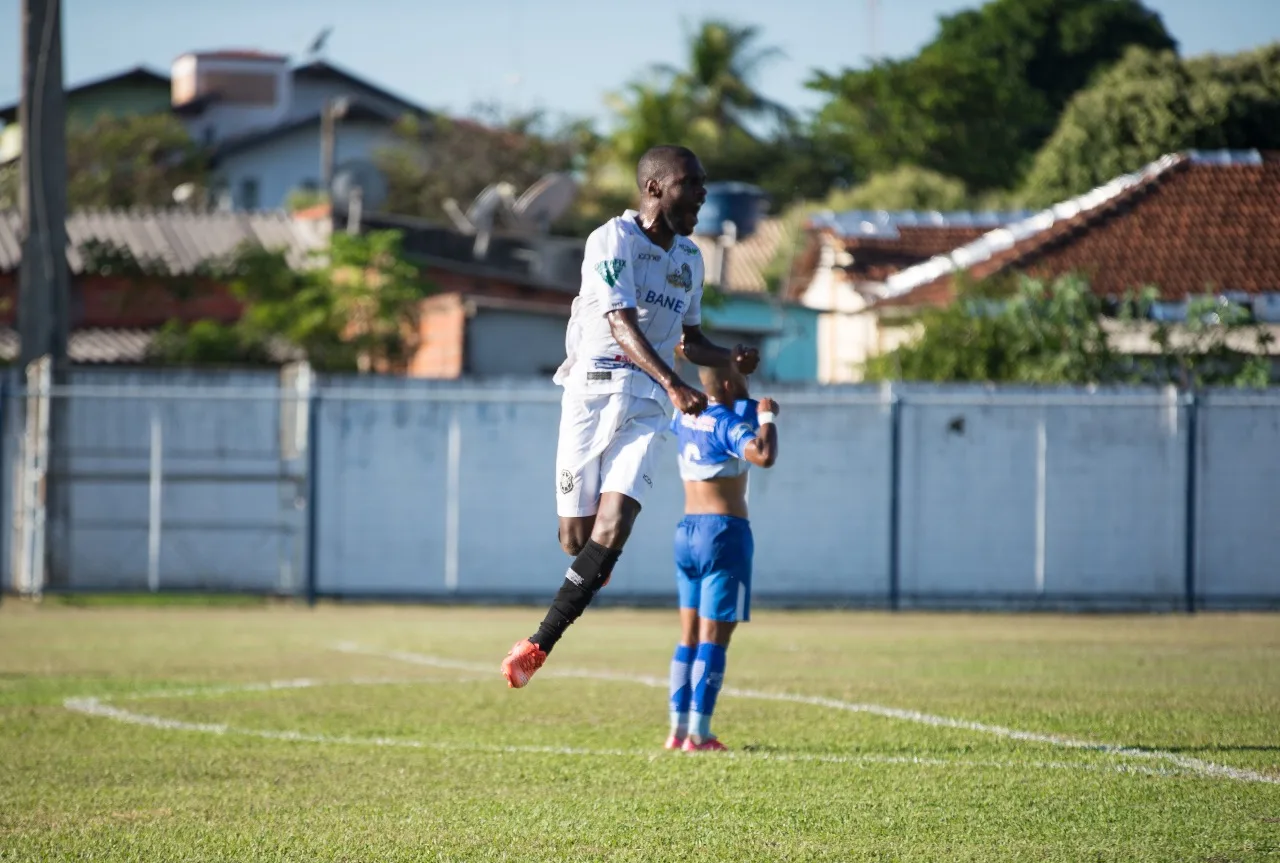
666, 263, 693, 292
595, 258, 627, 288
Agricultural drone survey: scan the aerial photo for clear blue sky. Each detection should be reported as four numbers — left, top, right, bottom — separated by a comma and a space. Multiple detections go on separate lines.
1, 0, 1278, 126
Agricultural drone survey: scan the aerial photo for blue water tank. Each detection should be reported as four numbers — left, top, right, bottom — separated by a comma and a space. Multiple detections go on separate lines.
694, 182, 768, 240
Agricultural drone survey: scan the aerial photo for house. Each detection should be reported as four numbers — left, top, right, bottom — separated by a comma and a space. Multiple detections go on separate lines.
796, 209, 1032, 382
797, 149, 1280, 379
0, 207, 328, 364
0, 66, 173, 162
690, 218, 820, 383
0, 51, 431, 211
364, 209, 819, 382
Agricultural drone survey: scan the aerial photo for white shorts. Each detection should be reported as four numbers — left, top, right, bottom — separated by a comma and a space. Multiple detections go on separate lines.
555, 391, 668, 518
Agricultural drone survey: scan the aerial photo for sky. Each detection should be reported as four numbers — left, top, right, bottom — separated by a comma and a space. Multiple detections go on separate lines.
1, 0, 1278, 127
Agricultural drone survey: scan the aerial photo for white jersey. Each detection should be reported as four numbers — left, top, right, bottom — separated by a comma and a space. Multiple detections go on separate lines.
554, 210, 704, 403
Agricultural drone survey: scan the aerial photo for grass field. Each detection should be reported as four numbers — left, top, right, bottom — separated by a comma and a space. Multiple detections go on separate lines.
1, 600, 1278, 861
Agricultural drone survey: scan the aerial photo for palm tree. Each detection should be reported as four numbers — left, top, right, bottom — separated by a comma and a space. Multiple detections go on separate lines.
655, 20, 792, 135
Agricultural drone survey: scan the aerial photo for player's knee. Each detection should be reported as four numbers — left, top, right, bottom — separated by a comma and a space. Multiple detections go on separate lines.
558, 519, 593, 557
592, 495, 641, 549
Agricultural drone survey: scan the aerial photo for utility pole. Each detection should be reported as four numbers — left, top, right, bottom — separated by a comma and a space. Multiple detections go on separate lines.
19, 0, 71, 589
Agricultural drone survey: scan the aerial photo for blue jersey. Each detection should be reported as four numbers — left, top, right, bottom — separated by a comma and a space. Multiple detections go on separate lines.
670, 399, 759, 481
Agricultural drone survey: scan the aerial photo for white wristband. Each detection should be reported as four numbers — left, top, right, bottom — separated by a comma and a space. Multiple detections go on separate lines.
757, 411, 776, 426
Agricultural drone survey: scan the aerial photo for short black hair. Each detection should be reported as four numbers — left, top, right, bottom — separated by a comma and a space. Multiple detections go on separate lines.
636, 145, 698, 191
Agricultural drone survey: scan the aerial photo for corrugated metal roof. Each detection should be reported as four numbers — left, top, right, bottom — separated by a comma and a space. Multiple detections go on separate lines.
692, 218, 787, 294
809, 209, 1035, 240
0, 327, 303, 365
0, 208, 330, 274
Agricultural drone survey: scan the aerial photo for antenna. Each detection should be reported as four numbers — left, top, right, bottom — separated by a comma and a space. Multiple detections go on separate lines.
509, 173, 578, 234
467, 183, 510, 259
306, 27, 333, 59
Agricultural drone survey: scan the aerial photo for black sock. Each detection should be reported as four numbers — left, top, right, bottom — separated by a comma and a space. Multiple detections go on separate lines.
531, 540, 621, 652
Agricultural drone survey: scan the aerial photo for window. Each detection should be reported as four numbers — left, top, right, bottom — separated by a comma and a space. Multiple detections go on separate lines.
239, 177, 260, 210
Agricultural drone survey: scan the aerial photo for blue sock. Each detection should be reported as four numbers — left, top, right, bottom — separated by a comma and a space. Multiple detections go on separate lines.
669, 644, 694, 735
690, 641, 727, 740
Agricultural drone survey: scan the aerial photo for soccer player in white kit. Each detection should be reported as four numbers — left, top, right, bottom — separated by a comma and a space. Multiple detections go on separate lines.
501, 145, 759, 688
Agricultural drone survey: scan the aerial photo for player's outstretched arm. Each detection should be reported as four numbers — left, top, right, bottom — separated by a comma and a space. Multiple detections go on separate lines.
741, 397, 779, 468
681, 325, 760, 375
607, 309, 707, 415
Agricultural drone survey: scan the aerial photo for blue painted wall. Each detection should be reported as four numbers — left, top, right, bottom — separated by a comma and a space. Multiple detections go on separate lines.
703, 293, 819, 382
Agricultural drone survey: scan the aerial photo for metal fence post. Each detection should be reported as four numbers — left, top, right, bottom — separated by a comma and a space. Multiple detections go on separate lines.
1184, 391, 1198, 615
888, 392, 903, 611
0, 375, 6, 604
304, 390, 321, 607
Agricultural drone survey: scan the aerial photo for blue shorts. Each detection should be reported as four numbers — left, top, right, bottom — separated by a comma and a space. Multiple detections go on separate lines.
674, 514, 753, 622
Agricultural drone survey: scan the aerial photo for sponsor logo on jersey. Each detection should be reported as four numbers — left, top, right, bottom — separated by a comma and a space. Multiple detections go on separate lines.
642, 290, 686, 314
666, 262, 693, 292
637, 252, 662, 262
592, 354, 636, 370
678, 243, 699, 256
679, 413, 718, 432
595, 258, 627, 288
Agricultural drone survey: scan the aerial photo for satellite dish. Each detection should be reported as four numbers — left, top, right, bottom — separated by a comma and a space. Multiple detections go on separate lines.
330, 160, 388, 213
465, 183, 518, 259
510, 172, 578, 233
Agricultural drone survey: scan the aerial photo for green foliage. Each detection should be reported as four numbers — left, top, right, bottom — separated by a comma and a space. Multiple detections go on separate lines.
1023, 43, 1280, 204
0, 113, 209, 209
863, 274, 1275, 388
374, 108, 595, 228
808, 0, 1176, 191
149, 230, 431, 372
602, 20, 833, 208
760, 167, 975, 298
826, 166, 973, 212
285, 188, 329, 213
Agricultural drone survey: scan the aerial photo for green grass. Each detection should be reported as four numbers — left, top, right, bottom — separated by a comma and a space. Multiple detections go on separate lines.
1, 603, 1277, 861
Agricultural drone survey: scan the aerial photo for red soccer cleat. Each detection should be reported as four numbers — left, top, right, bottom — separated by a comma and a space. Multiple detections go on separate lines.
681, 737, 728, 752
664, 733, 686, 750
500, 638, 547, 689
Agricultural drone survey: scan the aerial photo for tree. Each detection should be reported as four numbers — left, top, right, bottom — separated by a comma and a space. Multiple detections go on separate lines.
827, 166, 972, 212
654, 20, 792, 134
808, 0, 1176, 191
861, 274, 1274, 387
602, 19, 808, 203
1021, 44, 1280, 204
149, 229, 431, 372
374, 106, 594, 227
0, 113, 208, 209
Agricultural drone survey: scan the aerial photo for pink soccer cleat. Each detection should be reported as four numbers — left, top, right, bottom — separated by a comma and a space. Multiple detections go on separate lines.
664, 733, 686, 750
681, 737, 728, 752
500, 638, 547, 689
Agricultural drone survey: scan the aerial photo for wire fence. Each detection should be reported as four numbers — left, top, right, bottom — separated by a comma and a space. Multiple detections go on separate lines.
3, 368, 1278, 611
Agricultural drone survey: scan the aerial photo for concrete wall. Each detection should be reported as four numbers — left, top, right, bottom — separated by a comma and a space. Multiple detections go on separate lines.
2, 372, 1277, 609
1, 367, 302, 592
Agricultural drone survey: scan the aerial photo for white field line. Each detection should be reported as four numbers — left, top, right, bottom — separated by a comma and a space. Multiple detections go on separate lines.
61, 680, 1186, 780
332, 643, 1280, 786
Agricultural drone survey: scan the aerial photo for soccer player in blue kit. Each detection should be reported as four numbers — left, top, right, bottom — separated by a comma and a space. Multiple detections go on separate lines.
666, 363, 779, 751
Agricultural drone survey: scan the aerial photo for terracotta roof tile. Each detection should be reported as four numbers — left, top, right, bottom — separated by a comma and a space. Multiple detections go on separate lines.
875, 150, 1280, 309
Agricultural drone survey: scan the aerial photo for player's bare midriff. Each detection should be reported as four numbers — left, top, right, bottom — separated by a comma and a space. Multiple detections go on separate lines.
683, 474, 750, 519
